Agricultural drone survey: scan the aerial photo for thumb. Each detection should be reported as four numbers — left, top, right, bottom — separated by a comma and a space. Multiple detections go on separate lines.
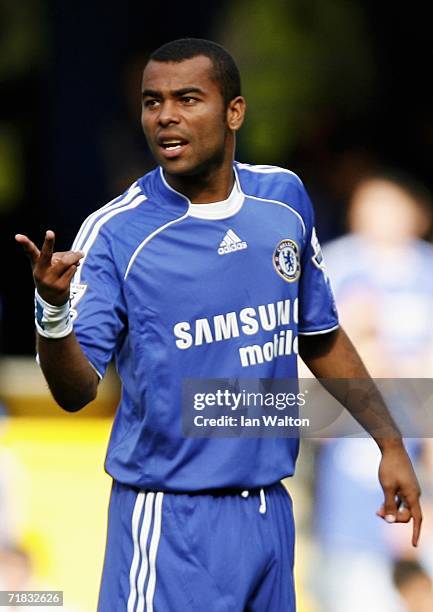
383, 489, 398, 523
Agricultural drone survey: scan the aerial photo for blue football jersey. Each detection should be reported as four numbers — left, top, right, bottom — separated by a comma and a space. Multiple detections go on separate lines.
70, 162, 338, 491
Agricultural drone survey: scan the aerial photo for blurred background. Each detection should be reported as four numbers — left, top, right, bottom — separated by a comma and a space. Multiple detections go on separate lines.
1, 0, 433, 610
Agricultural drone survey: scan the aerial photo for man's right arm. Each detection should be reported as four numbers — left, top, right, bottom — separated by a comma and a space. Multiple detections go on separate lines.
16, 230, 99, 411
37, 333, 98, 411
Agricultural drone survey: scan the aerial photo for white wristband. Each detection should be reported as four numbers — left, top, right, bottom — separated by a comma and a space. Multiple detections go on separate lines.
34, 290, 73, 339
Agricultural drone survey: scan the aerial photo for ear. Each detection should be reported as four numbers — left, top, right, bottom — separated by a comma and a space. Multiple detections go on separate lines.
226, 96, 246, 131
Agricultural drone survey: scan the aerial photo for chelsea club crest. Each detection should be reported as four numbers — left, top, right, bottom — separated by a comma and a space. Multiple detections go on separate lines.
273, 239, 300, 282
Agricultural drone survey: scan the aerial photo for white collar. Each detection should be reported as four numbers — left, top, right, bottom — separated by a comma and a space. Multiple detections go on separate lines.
188, 179, 244, 220
159, 167, 244, 220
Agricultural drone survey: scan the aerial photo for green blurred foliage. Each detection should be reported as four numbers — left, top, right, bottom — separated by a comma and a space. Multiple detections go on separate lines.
0, 1, 47, 212
0, 125, 23, 210
0, 1, 47, 79
217, 0, 376, 162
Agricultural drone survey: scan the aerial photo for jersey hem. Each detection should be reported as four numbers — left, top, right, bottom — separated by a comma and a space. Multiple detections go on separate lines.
298, 323, 339, 335
87, 359, 103, 380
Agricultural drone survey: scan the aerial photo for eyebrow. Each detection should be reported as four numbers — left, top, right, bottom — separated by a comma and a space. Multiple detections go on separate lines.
141, 87, 205, 98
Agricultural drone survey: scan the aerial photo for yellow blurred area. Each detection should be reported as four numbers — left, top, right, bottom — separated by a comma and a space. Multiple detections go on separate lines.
0, 357, 117, 611
0, 357, 119, 418
0, 417, 112, 611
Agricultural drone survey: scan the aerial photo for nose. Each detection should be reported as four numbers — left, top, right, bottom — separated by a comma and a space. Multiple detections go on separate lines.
158, 100, 180, 127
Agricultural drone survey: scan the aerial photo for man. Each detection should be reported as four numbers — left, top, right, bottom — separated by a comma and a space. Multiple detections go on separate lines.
16, 38, 421, 611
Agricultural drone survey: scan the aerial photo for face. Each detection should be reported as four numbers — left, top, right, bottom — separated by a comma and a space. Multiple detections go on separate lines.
141, 56, 245, 177
349, 179, 425, 243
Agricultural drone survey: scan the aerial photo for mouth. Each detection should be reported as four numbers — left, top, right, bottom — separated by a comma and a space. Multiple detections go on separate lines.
158, 138, 189, 160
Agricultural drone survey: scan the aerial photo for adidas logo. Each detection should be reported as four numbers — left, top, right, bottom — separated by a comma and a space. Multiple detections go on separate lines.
218, 229, 248, 255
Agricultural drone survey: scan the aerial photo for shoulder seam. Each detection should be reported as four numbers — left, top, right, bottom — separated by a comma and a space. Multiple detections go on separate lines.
244, 193, 306, 237
236, 163, 300, 180
124, 213, 189, 280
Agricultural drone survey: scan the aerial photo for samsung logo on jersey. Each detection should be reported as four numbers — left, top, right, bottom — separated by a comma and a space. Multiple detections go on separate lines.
173, 299, 298, 358
238, 329, 298, 367
173, 299, 299, 367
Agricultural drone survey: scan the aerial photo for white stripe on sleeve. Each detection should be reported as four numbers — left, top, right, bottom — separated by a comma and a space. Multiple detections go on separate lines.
75, 194, 146, 284
72, 183, 139, 251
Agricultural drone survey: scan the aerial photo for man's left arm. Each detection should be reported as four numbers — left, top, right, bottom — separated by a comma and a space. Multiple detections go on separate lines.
299, 326, 423, 547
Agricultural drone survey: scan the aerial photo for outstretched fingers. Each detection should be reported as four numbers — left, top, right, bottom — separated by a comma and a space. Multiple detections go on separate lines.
39, 230, 56, 266
17, 230, 84, 306
16, 230, 57, 269
15, 233, 41, 266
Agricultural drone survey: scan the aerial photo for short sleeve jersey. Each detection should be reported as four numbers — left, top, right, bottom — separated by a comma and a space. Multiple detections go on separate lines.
71, 162, 338, 491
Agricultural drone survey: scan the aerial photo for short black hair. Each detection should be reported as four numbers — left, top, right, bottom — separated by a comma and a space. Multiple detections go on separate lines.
149, 38, 241, 107
393, 559, 431, 590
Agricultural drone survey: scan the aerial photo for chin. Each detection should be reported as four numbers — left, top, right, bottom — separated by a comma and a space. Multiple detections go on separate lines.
160, 159, 202, 177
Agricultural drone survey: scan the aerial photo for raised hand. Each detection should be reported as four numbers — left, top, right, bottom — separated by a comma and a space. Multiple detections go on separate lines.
15, 230, 84, 306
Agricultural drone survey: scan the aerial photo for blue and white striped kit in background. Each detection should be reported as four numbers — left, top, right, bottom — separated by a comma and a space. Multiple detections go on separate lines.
99, 482, 295, 611
69, 162, 338, 610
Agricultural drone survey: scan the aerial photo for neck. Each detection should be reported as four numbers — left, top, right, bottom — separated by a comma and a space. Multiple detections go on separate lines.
164, 157, 235, 204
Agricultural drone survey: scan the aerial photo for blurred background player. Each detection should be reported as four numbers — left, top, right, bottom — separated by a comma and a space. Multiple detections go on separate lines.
311, 171, 433, 612
393, 559, 433, 612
